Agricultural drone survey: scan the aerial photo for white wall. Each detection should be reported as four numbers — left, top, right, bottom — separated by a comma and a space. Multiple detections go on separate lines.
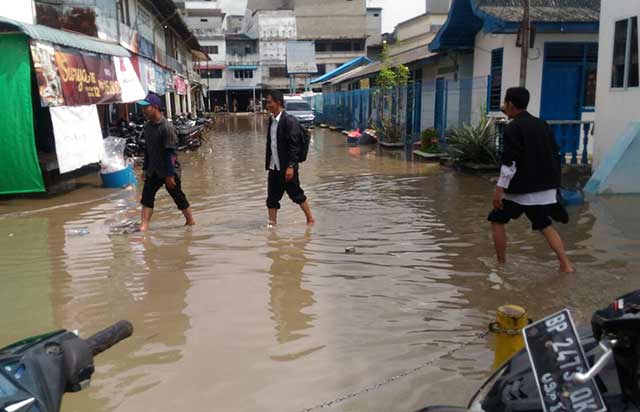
593, 0, 640, 169
0, 0, 35, 24
200, 39, 226, 64
473, 32, 598, 117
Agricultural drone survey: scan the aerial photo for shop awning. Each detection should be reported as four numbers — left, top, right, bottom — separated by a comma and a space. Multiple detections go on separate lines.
0, 16, 130, 57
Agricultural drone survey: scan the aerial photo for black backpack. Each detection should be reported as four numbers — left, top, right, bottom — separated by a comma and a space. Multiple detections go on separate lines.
298, 124, 311, 163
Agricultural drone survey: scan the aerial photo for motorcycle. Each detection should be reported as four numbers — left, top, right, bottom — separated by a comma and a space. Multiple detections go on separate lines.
0, 321, 133, 412
419, 290, 640, 412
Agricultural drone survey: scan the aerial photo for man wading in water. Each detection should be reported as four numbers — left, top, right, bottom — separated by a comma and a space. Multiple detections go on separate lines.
265, 90, 314, 226
138, 93, 195, 232
488, 87, 574, 273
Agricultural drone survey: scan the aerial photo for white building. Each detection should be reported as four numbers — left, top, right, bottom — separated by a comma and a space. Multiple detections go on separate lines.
244, 8, 297, 91
429, 0, 600, 161
582, 0, 640, 194
592, 0, 640, 169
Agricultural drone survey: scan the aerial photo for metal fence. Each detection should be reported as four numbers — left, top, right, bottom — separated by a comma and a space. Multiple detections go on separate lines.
318, 76, 491, 145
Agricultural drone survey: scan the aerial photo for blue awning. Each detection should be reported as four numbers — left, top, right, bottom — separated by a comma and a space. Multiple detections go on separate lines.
228, 65, 257, 70
429, 0, 483, 53
311, 57, 373, 85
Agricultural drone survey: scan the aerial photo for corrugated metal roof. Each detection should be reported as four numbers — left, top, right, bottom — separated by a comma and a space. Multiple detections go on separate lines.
0, 16, 130, 57
327, 47, 436, 85
310, 57, 372, 84
475, 0, 600, 22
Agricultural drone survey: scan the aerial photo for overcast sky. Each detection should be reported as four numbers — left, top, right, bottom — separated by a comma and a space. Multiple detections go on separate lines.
219, 0, 426, 34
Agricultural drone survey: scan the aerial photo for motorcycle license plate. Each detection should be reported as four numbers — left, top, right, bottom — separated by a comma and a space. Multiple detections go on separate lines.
523, 309, 606, 412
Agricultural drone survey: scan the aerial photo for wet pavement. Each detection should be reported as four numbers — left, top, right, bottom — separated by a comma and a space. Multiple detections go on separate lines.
1, 115, 640, 412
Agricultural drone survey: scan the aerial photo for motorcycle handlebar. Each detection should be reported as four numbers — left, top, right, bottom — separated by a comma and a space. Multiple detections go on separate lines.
85, 320, 133, 356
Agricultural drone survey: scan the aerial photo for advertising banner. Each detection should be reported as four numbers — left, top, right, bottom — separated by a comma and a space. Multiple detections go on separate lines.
54, 48, 122, 105
50, 105, 104, 174
175, 75, 187, 95
30, 41, 65, 107
113, 56, 145, 103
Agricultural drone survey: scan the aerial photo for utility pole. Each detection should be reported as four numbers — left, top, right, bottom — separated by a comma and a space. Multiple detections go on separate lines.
519, 0, 530, 87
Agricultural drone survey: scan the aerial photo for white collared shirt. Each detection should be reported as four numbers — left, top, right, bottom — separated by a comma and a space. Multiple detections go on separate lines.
498, 162, 557, 205
269, 111, 283, 171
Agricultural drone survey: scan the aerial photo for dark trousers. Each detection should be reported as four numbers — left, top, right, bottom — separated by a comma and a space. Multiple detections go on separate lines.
141, 174, 190, 210
266, 169, 307, 209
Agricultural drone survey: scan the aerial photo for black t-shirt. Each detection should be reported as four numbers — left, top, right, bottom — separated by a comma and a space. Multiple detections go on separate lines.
143, 117, 180, 178
502, 112, 561, 194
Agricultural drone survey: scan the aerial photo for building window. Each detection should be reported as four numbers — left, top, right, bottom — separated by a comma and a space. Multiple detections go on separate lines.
373, 13, 379, 17
234, 69, 254, 79
201, 18, 208, 22
317, 64, 327, 75
269, 67, 287, 78
353, 40, 364, 51
118, 0, 130, 26
201, 69, 223, 79
315, 41, 327, 52
612, 17, 639, 88
333, 41, 350, 52
489, 48, 503, 111
203, 46, 219, 55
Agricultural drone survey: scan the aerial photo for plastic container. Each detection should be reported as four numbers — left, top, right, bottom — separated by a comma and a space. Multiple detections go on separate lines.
560, 188, 584, 206
100, 165, 136, 188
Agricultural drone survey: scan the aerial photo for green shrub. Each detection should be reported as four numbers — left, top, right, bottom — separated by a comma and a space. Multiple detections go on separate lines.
420, 128, 440, 153
446, 115, 499, 166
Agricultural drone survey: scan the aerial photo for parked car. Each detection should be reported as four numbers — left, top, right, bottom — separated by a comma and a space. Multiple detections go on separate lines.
284, 96, 315, 128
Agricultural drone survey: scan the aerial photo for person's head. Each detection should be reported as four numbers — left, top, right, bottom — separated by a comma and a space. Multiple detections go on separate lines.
502, 87, 529, 118
137, 93, 163, 121
265, 90, 284, 115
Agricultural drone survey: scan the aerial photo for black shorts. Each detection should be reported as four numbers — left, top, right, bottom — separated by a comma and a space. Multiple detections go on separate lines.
266, 168, 307, 209
488, 200, 553, 231
141, 174, 190, 210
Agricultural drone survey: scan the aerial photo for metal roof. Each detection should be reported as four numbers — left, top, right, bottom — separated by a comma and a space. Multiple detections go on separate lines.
475, 0, 600, 22
310, 57, 373, 84
325, 47, 436, 85
0, 16, 130, 57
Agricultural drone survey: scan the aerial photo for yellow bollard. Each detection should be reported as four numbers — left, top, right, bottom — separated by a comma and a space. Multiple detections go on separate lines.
490, 305, 529, 370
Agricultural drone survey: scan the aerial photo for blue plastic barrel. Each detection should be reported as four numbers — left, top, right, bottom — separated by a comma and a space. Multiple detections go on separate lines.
100, 165, 136, 188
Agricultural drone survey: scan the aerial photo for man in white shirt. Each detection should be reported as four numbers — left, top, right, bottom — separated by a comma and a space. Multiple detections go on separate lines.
488, 87, 574, 273
264, 90, 314, 226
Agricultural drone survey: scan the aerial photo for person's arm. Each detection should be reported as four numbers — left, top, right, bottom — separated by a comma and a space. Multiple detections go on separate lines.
163, 123, 179, 188
493, 124, 521, 210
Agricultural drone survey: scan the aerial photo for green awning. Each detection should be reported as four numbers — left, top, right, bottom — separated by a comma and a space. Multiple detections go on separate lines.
0, 34, 45, 195
0, 16, 130, 57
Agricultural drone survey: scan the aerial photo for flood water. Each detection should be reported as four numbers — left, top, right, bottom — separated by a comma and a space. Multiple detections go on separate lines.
1, 116, 640, 412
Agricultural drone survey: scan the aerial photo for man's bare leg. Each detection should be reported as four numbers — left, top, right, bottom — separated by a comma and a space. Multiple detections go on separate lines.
268, 208, 278, 226
140, 207, 154, 232
491, 223, 507, 264
542, 226, 574, 273
182, 207, 196, 226
299, 200, 315, 225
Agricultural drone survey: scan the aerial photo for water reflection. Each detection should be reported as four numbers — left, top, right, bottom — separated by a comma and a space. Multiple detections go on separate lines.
267, 228, 315, 345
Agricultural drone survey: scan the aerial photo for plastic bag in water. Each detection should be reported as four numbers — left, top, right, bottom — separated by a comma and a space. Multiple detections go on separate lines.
101, 137, 127, 174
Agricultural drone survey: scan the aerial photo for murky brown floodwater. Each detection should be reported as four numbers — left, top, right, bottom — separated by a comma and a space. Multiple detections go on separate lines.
1, 115, 640, 412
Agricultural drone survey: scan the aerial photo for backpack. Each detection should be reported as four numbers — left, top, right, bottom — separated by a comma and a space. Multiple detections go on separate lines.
298, 124, 311, 163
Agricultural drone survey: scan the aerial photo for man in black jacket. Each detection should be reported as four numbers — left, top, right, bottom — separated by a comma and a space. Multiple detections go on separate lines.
488, 87, 573, 273
265, 90, 314, 226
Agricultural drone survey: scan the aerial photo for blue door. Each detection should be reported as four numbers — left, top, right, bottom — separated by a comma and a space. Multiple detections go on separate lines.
434, 78, 446, 139
540, 63, 582, 160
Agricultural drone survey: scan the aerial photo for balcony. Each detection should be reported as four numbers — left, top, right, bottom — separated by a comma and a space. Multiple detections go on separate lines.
191, 28, 224, 40
226, 54, 259, 67
166, 55, 187, 75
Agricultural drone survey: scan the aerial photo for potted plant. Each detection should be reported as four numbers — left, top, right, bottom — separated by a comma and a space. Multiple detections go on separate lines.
420, 128, 441, 153
446, 112, 500, 172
